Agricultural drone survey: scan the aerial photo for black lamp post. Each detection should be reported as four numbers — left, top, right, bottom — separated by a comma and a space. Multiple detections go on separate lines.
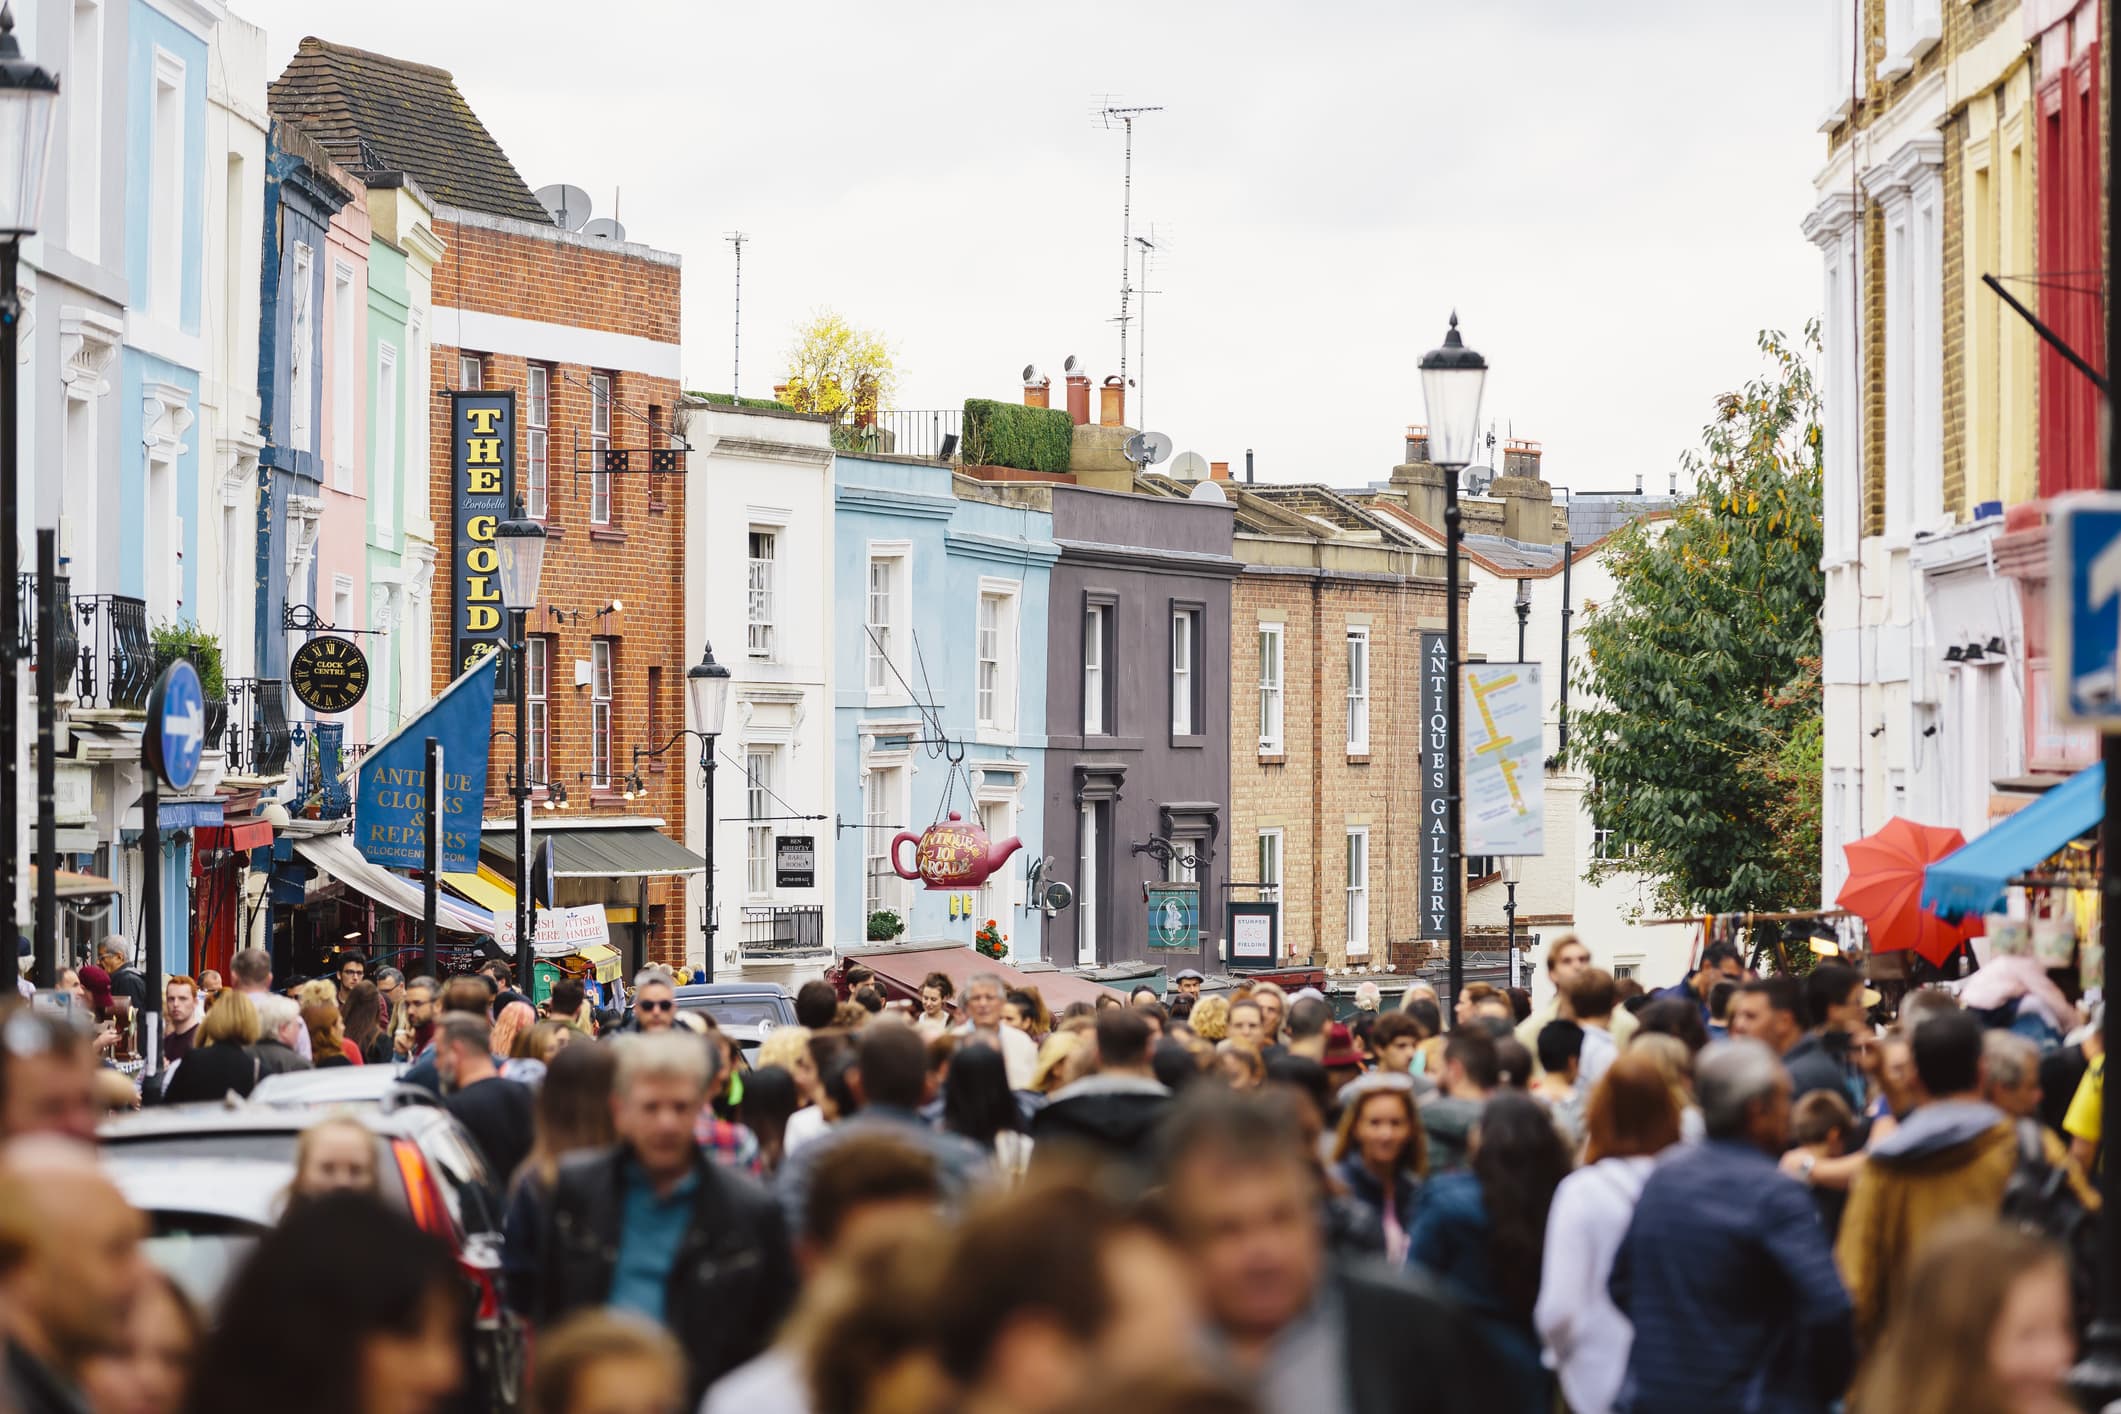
0, 6, 55, 985
494, 509, 547, 994
686, 642, 731, 981
1514, 576, 1532, 661
1419, 313, 1487, 1020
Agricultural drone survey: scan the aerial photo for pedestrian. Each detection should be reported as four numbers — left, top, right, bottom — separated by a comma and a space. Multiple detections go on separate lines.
196, 970, 222, 1009
1280, 995, 1332, 1064
1331, 1077, 1424, 1264
778, 1023, 991, 1227
502, 1041, 617, 1317
393, 974, 439, 1059
1798, 961, 1872, 1109
1533, 1054, 1681, 1414
2041, 1003, 2101, 1139
1609, 1039, 1854, 1414
1188, 995, 1230, 1042
158, 988, 263, 1104
1633, 996, 1710, 1054
530, 1309, 686, 1414
372, 965, 403, 1032
955, 973, 1038, 1090
1250, 983, 1288, 1056
1985, 1029, 2045, 1122
159, 975, 202, 1067
1730, 977, 1843, 1102
302, 1001, 354, 1068
524, 1020, 576, 1064
1649, 941, 1746, 1026
1215, 1040, 1265, 1091
332, 951, 367, 1003
739, 1065, 800, 1178
1406, 997, 1448, 1077
1320, 1023, 1366, 1094
80, 1267, 197, 1414
98, 938, 145, 1008
943, 1041, 1033, 1182
400, 976, 499, 1093
701, 1135, 946, 1414
1225, 998, 1266, 1052
914, 971, 956, 1038
491, 999, 537, 1062
1787, 1088, 1855, 1237
628, 969, 679, 1033
436, 1012, 535, 1188
1005, 987, 1052, 1046
185, 1193, 463, 1414
1836, 1007, 2087, 1346
1407, 1091, 1570, 1412
340, 980, 392, 1065
1422, 1029, 1498, 1176
0, 1138, 150, 1413
527, 1032, 794, 1404
1849, 1218, 2076, 1414
793, 980, 839, 1030
1030, 1007, 1173, 1167
288, 1114, 381, 1203
247, 994, 311, 1077
226, 946, 273, 999
1173, 968, 1205, 1006
1566, 968, 1623, 1088
1531, 1020, 1587, 1144
1160, 1089, 1489, 1414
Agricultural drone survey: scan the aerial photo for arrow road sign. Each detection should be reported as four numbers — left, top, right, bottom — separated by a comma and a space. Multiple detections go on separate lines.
144, 660, 206, 791
2050, 494, 2121, 727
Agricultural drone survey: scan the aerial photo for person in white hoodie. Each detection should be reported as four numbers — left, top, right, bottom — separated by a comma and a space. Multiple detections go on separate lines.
1534, 1052, 1684, 1414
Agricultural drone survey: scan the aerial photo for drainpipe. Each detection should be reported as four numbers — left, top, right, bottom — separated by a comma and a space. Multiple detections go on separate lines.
1555, 541, 1574, 763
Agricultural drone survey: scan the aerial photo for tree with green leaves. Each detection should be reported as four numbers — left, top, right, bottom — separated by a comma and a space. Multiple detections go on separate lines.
1571, 325, 1823, 915
778, 310, 897, 423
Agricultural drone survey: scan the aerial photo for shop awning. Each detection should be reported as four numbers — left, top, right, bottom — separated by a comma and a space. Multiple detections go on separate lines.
842, 943, 1121, 1012
294, 832, 496, 935
31, 866, 119, 900
441, 864, 517, 916
1921, 763, 2104, 921
479, 826, 704, 879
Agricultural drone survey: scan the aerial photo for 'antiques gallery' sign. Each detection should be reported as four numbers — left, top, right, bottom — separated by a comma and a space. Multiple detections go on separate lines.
450, 391, 517, 691
289, 635, 370, 714
1419, 631, 1450, 940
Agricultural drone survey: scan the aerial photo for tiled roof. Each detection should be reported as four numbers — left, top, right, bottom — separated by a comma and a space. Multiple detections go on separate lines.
268, 38, 550, 226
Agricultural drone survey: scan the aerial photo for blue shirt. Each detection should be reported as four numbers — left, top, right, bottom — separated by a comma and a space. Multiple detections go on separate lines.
608, 1159, 699, 1322
1610, 1139, 1853, 1414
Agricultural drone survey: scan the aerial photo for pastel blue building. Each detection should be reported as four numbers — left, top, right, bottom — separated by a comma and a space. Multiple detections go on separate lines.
833, 457, 1057, 957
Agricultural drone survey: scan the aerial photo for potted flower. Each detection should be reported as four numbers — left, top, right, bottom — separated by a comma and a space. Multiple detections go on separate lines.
150, 620, 227, 748
866, 909, 906, 942
974, 918, 1008, 961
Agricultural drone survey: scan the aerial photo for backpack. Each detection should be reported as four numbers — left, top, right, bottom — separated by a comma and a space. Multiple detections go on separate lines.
1999, 1117, 2098, 1329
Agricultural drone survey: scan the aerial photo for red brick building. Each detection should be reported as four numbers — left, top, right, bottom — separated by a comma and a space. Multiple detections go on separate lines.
272, 41, 695, 968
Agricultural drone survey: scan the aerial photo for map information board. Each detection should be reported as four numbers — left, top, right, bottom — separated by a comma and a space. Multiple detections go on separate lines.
1463, 662, 1544, 857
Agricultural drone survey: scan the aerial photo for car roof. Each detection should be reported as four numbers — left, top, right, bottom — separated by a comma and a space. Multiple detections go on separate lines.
673, 982, 790, 998
103, 1155, 289, 1227
100, 1098, 440, 1144
250, 1065, 424, 1107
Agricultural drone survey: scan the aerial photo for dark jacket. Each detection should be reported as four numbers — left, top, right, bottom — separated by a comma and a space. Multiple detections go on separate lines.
1334, 1260, 1495, 1414
1335, 1156, 1421, 1243
1611, 1138, 1854, 1414
1782, 1034, 1856, 1106
1027, 1074, 1172, 1160
247, 1036, 309, 1078
1407, 1172, 1548, 1414
530, 1144, 795, 1404
159, 1044, 260, 1104
5, 1340, 90, 1414
1650, 974, 1714, 1025
1419, 1094, 1483, 1176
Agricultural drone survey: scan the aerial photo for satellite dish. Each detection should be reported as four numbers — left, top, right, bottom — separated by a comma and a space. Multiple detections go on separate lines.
1170, 450, 1210, 482
1132, 431, 1174, 467
1063, 354, 1082, 375
1464, 465, 1496, 496
1189, 480, 1228, 504
535, 184, 593, 231
1022, 363, 1047, 386
582, 217, 627, 242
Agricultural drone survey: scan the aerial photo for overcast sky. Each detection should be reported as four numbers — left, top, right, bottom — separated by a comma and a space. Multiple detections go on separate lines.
236, 0, 1823, 495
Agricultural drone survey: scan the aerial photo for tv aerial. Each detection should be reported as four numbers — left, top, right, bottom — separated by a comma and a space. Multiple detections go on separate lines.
534, 184, 592, 231
1124, 430, 1172, 469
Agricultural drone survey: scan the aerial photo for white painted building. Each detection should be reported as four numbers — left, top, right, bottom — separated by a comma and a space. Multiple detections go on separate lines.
677, 398, 838, 978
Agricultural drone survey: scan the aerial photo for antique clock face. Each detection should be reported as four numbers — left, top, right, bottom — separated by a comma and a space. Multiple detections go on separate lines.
289, 635, 371, 713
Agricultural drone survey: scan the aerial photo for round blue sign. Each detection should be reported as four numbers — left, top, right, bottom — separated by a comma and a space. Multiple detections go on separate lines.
145, 660, 206, 791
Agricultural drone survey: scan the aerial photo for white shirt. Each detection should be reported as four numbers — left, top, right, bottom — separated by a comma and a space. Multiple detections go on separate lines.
1534, 1154, 1655, 1414
953, 1021, 1038, 1090
782, 1104, 832, 1156
701, 1347, 806, 1414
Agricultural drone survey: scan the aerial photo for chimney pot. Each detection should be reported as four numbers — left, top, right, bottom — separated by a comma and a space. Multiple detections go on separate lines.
1024, 378, 1050, 410
1099, 375, 1125, 428
1065, 369, 1091, 426
1210, 460, 1229, 481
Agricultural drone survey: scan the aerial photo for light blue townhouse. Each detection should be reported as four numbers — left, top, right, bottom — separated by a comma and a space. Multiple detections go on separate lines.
833, 455, 1057, 957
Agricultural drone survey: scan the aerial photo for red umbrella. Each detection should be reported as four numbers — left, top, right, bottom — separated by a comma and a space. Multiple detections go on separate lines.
1836, 816, 1985, 967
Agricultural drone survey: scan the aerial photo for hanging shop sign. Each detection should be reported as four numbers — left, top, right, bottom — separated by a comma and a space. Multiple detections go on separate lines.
450, 391, 517, 691
354, 652, 498, 874
1227, 900, 1280, 969
1419, 631, 1450, 939
890, 811, 1023, 890
1462, 661, 1545, 857
1146, 883, 1200, 951
776, 835, 816, 889
289, 635, 371, 713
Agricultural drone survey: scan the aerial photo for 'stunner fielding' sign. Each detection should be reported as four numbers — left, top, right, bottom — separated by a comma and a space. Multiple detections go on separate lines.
450, 391, 517, 691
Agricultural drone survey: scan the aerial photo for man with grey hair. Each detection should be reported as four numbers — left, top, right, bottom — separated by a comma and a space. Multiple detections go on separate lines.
524, 1030, 792, 1405
628, 966, 679, 1033
247, 993, 311, 1076
1610, 1040, 1852, 1414
1983, 1029, 2042, 1121
952, 970, 1036, 1089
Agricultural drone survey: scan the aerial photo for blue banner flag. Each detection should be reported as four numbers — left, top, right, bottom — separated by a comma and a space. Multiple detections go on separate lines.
355, 652, 498, 873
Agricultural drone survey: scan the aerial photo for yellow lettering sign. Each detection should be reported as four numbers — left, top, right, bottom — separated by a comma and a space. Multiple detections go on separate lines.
465, 406, 503, 435
467, 546, 497, 573
467, 606, 500, 631
466, 440, 502, 470
467, 515, 495, 542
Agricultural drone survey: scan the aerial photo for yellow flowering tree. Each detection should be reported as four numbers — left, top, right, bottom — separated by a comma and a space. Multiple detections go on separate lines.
778, 311, 897, 427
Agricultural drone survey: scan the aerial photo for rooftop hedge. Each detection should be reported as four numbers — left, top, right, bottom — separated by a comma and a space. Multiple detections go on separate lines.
961, 398, 1073, 475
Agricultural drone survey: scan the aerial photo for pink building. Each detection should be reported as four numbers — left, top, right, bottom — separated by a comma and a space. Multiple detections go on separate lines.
309, 158, 371, 741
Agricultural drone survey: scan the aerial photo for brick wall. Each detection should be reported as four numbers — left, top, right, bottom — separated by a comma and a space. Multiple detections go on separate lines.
426, 217, 690, 966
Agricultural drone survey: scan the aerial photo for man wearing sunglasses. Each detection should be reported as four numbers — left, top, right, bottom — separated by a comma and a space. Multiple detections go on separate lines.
630, 969, 679, 1034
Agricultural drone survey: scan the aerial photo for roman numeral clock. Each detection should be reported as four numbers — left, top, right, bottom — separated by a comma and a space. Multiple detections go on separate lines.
289, 635, 372, 714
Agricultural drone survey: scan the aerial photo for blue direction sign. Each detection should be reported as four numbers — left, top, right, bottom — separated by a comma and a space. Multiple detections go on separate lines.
144, 660, 206, 790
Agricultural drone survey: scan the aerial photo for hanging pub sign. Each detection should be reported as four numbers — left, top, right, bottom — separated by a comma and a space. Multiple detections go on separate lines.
1146, 883, 1200, 951
289, 635, 370, 713
776, 835, 816, 889
450, 391, 517, 693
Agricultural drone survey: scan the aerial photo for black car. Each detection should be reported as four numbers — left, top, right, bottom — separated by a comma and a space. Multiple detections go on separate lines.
669, 981, 796, 1029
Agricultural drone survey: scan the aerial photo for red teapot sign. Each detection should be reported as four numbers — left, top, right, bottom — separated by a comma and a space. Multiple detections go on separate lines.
891, 812, 1023, 891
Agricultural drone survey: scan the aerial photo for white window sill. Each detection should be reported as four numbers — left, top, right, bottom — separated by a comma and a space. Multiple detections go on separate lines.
1876, 56, 1914, 83
976, 726, 1019, 749
1818, 97, 1854, 133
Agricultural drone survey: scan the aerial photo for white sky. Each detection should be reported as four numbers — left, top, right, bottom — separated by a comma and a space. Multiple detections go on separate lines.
235, 0, 1824, 495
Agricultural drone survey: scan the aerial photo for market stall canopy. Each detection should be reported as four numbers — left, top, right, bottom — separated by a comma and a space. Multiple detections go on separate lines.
30, 866, 119, 900
843, 943, 1121, 1012
1837, 816, 1984, 967
1921, 762, 2104, 922
479, 824, 703, 879
294, 833, 495, 935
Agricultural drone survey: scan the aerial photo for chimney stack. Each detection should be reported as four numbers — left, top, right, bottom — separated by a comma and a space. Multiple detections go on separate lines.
1100, 375, 1125, 428
1406, 427, 1431, 465
1065, 366, 1091, 425
1210, 460, 1230, 481
1023, 367, 1050, 409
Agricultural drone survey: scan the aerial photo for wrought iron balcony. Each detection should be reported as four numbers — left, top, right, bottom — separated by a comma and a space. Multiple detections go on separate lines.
740, 904, 827, 958
838, 409, 961, 461
14, 572, 76, 698
226, 678, 291, 777
74, 595, 152, 711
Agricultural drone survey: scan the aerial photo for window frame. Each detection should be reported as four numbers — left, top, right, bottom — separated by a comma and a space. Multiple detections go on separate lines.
745, 748, 777, 898
975, 580, 1020, 737
526, 364, 551, 520
1345, 827, 1370, 957
330, 262, 355, 489
289, 243, 314, 453
747, 529, 777, 659
589, 638, 614, 789
526, 636, 550, 789
1083, 597, 1116, 737
374, 341, 398, 541
458, 353, 483, 391
147, 49, 183, 323
1257, 622, 1285, 755
1257, 828, 1283, 904
1345, 626, 1371, 755
863, 764, 904, 918
589, 371, 613, 524
1170, 605, 1202, 739
865, 556, 894, 694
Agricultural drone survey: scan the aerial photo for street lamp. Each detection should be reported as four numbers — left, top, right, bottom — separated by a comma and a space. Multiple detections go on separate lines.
0, 5, 55, 984
687, 642, 731, 981
495, 510, 546, 994
1419, 312, 1487, 1020
1514, 577, 1532, 662
1502, 856, 1521, 986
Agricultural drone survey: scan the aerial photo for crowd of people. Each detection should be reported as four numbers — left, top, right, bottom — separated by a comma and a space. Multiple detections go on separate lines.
0, 931, 2109, 1414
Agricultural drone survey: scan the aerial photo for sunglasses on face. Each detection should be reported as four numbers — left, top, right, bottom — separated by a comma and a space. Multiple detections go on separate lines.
638, 1000, 674, 1013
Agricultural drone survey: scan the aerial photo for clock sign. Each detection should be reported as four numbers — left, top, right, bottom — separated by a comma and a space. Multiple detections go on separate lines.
290, 635, 371, 713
